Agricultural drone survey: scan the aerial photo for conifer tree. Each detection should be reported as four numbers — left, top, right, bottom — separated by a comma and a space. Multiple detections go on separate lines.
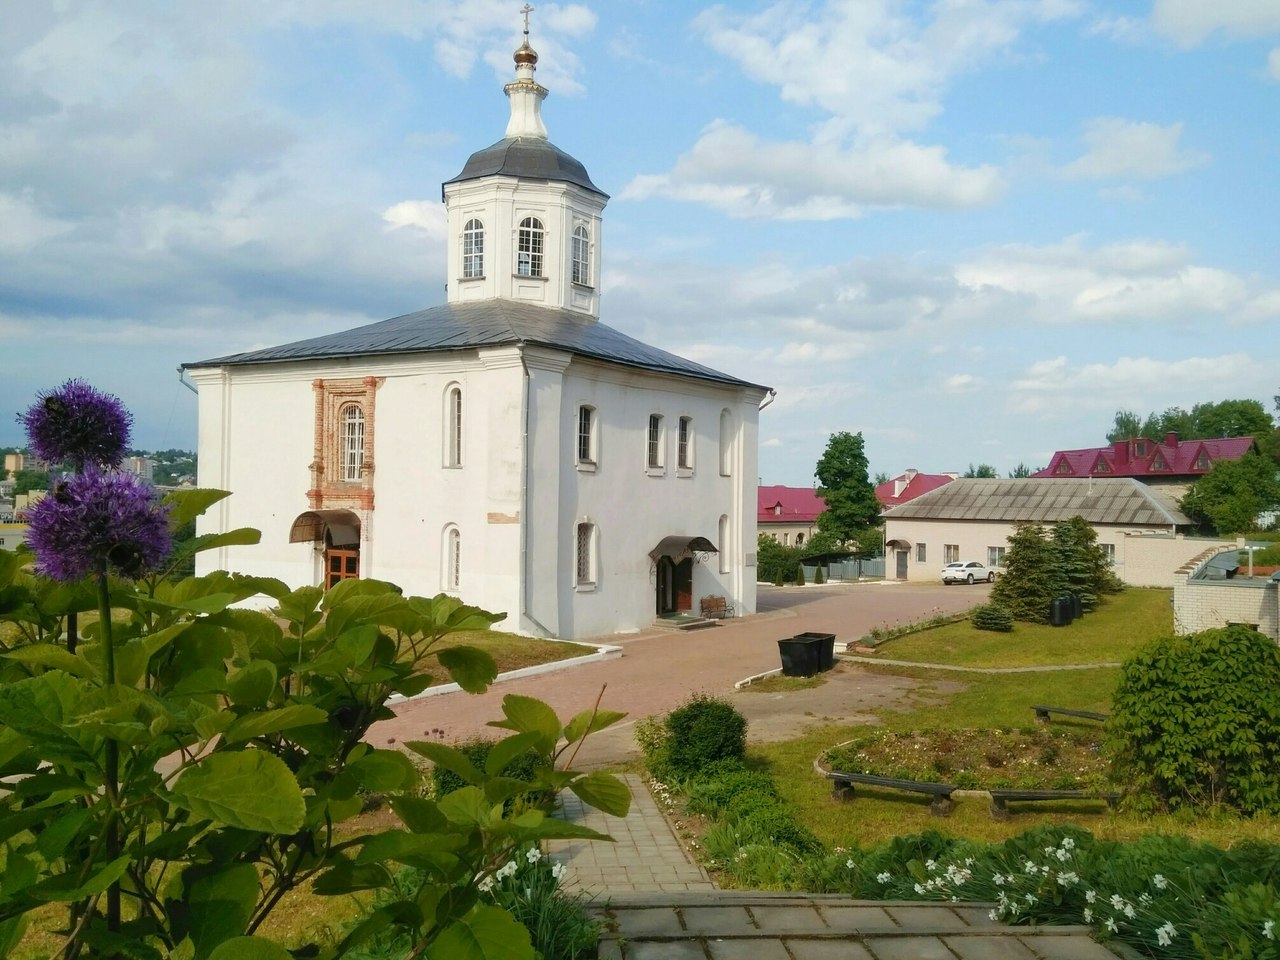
990, 524, 1066, 623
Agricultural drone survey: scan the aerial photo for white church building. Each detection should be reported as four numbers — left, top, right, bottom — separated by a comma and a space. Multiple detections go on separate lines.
184, 29, 771, 640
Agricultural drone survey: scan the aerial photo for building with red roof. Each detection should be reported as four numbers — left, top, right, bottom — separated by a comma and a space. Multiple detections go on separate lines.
875, 469, 957, 509
1032, 433, 1257, 493
758, 485, 826, 547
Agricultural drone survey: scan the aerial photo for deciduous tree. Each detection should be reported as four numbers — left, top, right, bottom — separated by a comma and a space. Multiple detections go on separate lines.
1180, 451, 1280, 535
814, 431, 881, 546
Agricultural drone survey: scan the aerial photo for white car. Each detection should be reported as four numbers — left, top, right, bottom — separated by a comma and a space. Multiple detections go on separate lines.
941, 561, 996, 584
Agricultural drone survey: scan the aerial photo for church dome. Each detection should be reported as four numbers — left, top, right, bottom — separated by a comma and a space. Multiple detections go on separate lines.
444, 137, 608, 198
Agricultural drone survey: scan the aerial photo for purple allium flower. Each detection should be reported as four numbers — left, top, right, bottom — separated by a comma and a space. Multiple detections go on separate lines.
18, 379, 133, 471
26, 469, 171, 581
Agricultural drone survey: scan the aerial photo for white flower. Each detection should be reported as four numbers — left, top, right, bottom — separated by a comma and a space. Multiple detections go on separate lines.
846, 858, 856, 869
876, 872, 892, 883
1110, 894, 1126, 910
964, 857, 975, 866
1061, 837, 1076, 850
925, 859, 937, 871
1025, 893, 1037, 904
1264, 920, 1275, 940
989, 909, 999, 921
497, 860, 518, 880
551, 862, 566, 880
525, 847, 542, 864
1056, 848, 1071, 862
1085, 890, 1097, 904
1139, 893, 1152, 906
1057, 871, 1079, 887
1156, 922, 1177, 946
478, 875, 495, 893
1083, 908, 1093, 923
1043, 846, 1055, 856
1152, 874, 1168, 890
1124, 904, 1136, 919
993, 873, 1006, 886
914, 883, 926, 894
1106, 918, 1118, 933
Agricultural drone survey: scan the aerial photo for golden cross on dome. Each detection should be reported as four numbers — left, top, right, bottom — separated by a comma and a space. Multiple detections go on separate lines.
521, 4, 534, 37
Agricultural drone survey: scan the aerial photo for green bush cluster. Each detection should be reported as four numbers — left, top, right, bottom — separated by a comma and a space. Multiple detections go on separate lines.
970, 603, 1014, 632
663, 694, 748, 779
431, 736, 546, 809
991, 517, 1121, 624
1108, 624, 1280, 814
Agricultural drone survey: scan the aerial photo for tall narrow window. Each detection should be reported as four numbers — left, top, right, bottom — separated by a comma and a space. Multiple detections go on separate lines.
678, 416, 693, 470
647, 414, 664, 469
916, 543, 927, 563
576, 522, 595, 585
719, 409, 732, 476
571, 224, 590, 285
517, 217, 544, 277
445, 527, 461, 591
340, 404, 364, 481
445, 385, 463, 467
718, 514, 729, 574
577, 405, 596, 465
462, 219, 484, 278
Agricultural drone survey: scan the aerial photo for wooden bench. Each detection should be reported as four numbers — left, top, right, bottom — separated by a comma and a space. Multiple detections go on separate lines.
1032, 705, 1109, 723
699, 595, 733, 619
827, 770, 957, 816
989, 788, 1120, 820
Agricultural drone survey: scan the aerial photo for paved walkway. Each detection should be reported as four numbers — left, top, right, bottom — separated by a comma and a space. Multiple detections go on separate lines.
551, 775, 1119, 959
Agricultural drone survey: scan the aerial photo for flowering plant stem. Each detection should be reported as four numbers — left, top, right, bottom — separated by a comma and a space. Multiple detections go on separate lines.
96, 563, 122, 934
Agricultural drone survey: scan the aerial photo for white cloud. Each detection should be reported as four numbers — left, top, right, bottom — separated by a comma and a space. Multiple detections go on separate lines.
944, 373, 979, 391
622, 122, 1004, 218
1151, 0, 1280, 46
1087, 16, 1148, 42
382, 200, 448, 237
1062, 118, 1208, 180
1008, 353, 1266, 414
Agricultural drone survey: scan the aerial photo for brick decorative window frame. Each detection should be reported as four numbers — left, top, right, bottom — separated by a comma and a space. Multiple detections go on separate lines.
309, 376, 381, 510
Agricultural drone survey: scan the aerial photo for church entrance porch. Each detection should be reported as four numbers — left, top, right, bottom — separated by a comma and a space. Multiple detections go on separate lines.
289, 509, 362, 589
649, 535, 719, 618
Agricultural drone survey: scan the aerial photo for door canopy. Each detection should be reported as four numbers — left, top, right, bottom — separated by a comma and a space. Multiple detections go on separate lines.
648, 535, 718, 564
289, 509, 361, 547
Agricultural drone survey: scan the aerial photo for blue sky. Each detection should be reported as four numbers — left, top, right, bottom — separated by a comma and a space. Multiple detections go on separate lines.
2, 1, 1277, 486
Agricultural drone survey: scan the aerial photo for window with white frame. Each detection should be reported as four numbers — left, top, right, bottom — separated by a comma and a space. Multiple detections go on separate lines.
577, 405, 596, 465
340, 404, 364, 481
462, 219, 484, 278
1101, 542, 1116, 565
444, 526, 461, 591
575, 522, 595, 586
571, 224, 590, 285
718, 514, 729, 574
445, 385, 463, 468
719, 409, 732, 476
988, 546, 1007, 568
517, 217, 544, 277
647, 414, 664, 469
677, 416, 693, 470
944, 544, 960, 564
916, 543, 927, 563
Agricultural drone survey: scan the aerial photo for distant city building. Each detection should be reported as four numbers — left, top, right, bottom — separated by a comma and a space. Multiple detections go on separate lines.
122, 456, 155, 482
758, 486, 826, 547
4, 452, 25, 474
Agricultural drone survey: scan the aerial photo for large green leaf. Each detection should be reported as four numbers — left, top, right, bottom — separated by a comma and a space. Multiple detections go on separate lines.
0, 915, 27, 957
486, 695, 560, 752
312, 857, 394, 896
353, 829, 465, 867
346, 749, 419, 791
28, 855, 131, 901
0, 672, 94, 765
389, 796, 447, 834
563, 708, 628, 746
207, 937, 293, 960
437, 646, 497, 693
162, 488, 232, 529
188, 863, 259, 959
427, 905, 534, 960
406, 741, 482, 786
1, 645, 98, 680
568, 771, 632, 818
436, 786, 498, 828
483, 731, 544, 776
170, 751, 305, 833
223, 705, 327, 745
226, 660, 277, 708
35, 808, 92, 860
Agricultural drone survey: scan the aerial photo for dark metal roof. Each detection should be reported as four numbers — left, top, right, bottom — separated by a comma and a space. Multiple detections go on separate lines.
883, 478, 1190, 527
443, 137, 606, 198
184, 300, 766, 390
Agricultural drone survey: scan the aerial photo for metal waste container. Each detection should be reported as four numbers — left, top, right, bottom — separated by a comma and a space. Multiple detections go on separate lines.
791, 632, 837, 670
1049, 596, 1073, 627
778, 635, 823, 676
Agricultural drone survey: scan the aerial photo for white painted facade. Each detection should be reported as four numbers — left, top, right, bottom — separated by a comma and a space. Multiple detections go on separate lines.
188, 34, 766, 639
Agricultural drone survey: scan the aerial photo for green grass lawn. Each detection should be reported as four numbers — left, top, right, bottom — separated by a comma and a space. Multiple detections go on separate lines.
747, 587, 1280, 850
870, 587, 1172, 667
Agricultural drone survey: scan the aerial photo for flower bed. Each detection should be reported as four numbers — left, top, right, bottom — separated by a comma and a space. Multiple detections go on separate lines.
824, 728, 1110, 792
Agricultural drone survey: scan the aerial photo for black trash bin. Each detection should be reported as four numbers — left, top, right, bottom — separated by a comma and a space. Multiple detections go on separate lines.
1069, 593, 1083, 619
1049, 596, 1073, 627
792, 632, 837, 670
778, 635, 822, 676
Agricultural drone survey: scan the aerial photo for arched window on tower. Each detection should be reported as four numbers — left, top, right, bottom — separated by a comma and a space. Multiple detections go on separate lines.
462, 219, 484, 278
571, 224, 590, 285
340, 404, 365, 481
445, 384, 463, 468
517, 217, 544, 277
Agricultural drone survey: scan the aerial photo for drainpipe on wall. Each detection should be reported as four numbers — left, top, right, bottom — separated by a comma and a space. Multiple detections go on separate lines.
519, 355, 555, 638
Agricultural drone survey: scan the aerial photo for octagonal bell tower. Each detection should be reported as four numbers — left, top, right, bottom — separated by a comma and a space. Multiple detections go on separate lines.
442, 19, 608, 318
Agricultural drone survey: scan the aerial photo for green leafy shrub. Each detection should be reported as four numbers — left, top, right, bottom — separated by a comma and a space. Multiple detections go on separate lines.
738, 808, 823, 855
432, 736, 546, 809
634, 714, 671, 778
1108, 624, 1280, 813
664, 694, 747, 778
814, 565, 825, 585
684, 763, 777, 817
970, 603, 1014, 632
